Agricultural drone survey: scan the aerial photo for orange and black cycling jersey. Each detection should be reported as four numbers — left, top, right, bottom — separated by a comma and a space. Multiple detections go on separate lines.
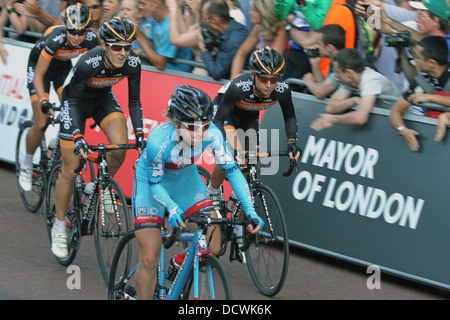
64, 46, 143, 136
213, 72, 298, 142
29, 25, 98, 67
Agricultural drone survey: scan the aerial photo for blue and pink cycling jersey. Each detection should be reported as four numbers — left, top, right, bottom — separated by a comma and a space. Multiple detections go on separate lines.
132, 121, 255, 230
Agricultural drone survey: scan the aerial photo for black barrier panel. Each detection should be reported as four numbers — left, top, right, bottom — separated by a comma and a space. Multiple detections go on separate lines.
260, 92, 450, 290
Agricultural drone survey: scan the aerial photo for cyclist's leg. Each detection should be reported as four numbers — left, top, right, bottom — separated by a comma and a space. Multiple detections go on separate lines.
175, 166, 221, 255
135, 228, 162, 300
25, 65, 66, 158
51, 142, 79, 258
133, 176, 164, 300
99, 114, 128, 176
18, 62, 50, 190
208, 124, 244, 214
95, 91, 128, 177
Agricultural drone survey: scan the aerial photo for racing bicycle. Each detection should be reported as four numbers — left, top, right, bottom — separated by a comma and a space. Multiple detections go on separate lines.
15, 106, 61, 212
108, 212, 236, 300
45, 143, 137, 284
198, 150, 297, 297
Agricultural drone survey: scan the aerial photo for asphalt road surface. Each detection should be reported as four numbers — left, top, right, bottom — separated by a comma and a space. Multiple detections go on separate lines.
0, 161, 447, 301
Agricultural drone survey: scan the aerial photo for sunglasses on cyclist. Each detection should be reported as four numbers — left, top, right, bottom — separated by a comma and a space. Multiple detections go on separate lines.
256, 74, 280, 84
106, 43, 133, 52
67, 28, 87, 36
88, 4, 101, 9
180, 121, 211, 131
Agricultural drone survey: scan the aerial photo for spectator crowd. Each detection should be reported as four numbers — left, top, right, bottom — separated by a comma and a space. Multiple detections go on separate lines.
1, 0, 450, 151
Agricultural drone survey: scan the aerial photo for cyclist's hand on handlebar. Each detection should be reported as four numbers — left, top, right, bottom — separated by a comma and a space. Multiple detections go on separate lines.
135, 131, 146, 153
168, 207, 187, 229
40, 99, 54, 117
287, 139, 301, 162
246, 212, 265, 234
73, 134, 90, 159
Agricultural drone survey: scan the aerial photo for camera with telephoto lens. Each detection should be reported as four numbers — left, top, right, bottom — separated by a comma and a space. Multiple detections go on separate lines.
385, 30, 411, 47
304, 48, 319, 58
200, 22, 220, 52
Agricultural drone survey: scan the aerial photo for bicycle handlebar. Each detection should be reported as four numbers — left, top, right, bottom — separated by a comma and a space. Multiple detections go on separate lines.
242, 150, 299, 177
163, 214, 246, 249
73, 143, 138, 173
40, 105, 61, 131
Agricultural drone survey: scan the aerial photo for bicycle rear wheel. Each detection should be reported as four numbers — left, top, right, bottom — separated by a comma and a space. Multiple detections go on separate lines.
94, 178, 132, 285
108, 229, 136, 300
182, 254, 232, 300
245, 184, 289, 297
15, 121, 46, 213
45, 161, 82, 265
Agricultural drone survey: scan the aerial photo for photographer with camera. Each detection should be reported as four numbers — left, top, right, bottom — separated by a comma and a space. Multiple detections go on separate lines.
357, 0, 450, 86
302, 24, 346, 99
197, 0, 249, 80
310, 48, 401, 131
389, 36, 450, 152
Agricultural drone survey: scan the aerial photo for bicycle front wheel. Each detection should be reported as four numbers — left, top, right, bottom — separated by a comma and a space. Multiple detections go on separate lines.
94, 178, 132, 285
245, 184, 289, 297
182, 254, 232, 300
15, 121, 45, 212
45, 161, 82, 266
108, 229, 137, 300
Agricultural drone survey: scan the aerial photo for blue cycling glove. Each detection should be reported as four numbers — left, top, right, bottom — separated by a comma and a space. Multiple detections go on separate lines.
168, 207, 184, 228
246, 211, 265, 230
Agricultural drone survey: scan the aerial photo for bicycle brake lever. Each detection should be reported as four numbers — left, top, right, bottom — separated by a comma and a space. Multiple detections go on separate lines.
282, 160, 297, 177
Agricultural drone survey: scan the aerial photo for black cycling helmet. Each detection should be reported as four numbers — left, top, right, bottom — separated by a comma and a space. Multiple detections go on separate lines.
249, 46, 286, 76
64, 3, 92, 30
100, 18, 136, 43
167, 85, 213, 122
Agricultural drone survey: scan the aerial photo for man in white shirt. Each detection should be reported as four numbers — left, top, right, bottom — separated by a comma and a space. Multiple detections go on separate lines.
311, 48, 401, 130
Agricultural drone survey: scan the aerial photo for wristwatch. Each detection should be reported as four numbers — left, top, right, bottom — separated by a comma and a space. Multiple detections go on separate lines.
397, 126, 406, 135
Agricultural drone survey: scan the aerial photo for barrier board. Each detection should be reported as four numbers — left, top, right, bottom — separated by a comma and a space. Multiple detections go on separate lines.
260, 92, 450, 290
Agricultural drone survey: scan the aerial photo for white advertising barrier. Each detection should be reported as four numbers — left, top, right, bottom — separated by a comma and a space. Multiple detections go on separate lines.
0, 41, 60, 163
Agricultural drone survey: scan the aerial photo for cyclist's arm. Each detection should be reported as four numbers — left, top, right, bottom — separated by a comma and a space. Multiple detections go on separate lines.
127, 56, 144, 134
34, 53, 52, 103
212, 84, 239, 138
145, 139, 181, 214
278, 87, 299, 142
66, 61, 89, 136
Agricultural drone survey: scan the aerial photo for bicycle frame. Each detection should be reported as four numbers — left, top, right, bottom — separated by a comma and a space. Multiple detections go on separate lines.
121, 228, 209, 300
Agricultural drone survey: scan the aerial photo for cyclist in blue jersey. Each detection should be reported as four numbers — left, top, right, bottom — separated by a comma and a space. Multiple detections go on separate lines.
132, 85, 264, 300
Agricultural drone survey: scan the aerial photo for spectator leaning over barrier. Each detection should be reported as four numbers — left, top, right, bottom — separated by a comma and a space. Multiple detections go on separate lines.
311, 48, 401, 131
389, 36, 450, 152
12, 0, 72, 31
18, 3, 99, 192
135, 0, 193, 72
302, 24, 346, 99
